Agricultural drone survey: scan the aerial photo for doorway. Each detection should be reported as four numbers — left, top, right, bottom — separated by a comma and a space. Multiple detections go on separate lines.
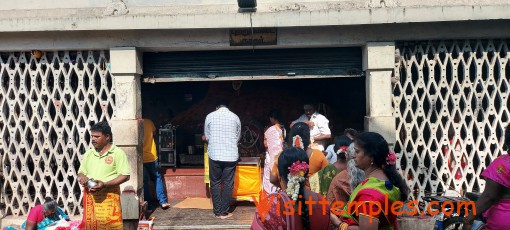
141, 77, 365, 168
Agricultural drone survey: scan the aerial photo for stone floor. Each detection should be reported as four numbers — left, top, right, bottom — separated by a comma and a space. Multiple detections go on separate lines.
148, 200, 255, 230
0, 200, 256, 230
1, 203, 438, 230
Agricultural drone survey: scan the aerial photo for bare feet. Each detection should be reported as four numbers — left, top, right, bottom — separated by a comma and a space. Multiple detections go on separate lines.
215, 213, 233, 219
161, 203, 171, 209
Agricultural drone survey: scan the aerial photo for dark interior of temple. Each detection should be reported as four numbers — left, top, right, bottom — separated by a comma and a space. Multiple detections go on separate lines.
141, 77, 366, 167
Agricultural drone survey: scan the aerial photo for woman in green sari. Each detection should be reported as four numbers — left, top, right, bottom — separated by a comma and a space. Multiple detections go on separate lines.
309, 135, 352, 196
331, 132, 409, 230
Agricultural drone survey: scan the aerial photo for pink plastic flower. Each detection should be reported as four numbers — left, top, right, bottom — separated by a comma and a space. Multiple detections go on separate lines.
386, 152, 397, 165
338, 146, 348, 152
288, 161, 309, 176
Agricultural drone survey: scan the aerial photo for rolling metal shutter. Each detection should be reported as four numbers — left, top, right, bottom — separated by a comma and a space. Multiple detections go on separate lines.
143, 47, 362, 81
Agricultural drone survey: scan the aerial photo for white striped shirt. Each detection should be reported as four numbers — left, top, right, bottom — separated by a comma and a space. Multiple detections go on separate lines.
204, 107, 241, 162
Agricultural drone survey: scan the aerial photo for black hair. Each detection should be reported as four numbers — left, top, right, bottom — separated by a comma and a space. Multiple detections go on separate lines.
289, 122, 311, 150
344, 128, 359, 139
278, 147, 310, 230
268, 109, 283, 124
505, 124, 510, 150
334, 135, 353, 161
42, 197, 57, 212
215, 98, 229, 107
354, 132, 409, 201
269, 109, 286, 139
90, 121, 113, 141
303, 101, 316, 108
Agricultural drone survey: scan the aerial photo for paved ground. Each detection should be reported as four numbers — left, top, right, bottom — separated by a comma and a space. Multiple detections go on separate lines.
1, 200, 256, 230
148, 200, 255, 230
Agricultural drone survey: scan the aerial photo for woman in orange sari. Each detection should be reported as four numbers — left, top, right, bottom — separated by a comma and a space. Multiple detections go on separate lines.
270, 122, 327, 189
252, 148, 331, 230
291, 122, 328, 176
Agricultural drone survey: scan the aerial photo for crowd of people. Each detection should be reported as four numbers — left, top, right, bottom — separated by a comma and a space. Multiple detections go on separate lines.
253, 101, 510, 230
251, 101, 411, 229
254, 122, 410, 229
14, 99, 510, 230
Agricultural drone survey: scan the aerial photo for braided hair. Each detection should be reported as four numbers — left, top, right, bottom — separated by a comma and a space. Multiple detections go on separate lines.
354, 132, 410, 201
289, 122, 311, 150
278, 147, 311, 229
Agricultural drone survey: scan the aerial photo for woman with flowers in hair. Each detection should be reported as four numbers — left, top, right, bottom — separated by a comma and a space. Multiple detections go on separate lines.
270, 122, 328, 189
251, 147, 331, 230
309, 135, 352, 196
330, 132, 409, 230
291, 122, 328, 177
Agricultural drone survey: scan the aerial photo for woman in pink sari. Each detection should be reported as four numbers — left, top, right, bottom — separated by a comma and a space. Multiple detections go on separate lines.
463, 126, 510, 230
262, 109, 285, 194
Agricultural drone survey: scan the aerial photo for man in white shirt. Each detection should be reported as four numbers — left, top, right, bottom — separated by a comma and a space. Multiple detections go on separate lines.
204, 99, 241, 219
290, 103, 331, 151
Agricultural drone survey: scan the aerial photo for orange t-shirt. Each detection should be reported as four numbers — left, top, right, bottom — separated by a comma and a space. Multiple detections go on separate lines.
143, 119, 158, 163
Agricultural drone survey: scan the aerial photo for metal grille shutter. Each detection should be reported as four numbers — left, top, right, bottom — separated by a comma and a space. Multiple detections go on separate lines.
143, 47, 362, 80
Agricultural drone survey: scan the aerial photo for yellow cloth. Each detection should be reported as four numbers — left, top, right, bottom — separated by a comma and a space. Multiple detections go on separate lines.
233, 164, 262, 201
143, 119, 158, 163
204, 143, 210, 184
82, 186, 123, 230
78, 145, 131, 182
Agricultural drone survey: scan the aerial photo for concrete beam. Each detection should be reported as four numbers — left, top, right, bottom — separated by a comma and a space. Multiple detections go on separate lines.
111, 119, 142, 146
112, 75, 142, 120
0, 5, 509, 32
364, 116, 396, 144
1, 20, 510, 51
363, 42, 396, 142
110, 47, 143, 75
114, 145, 143, 220
109, 47, 144, 221
110, 47, 143, 120
365, 70, 394, 116
363, 42, 395, 71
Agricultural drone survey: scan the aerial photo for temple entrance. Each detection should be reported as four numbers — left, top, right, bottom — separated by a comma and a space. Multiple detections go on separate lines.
141, 77, 365, 168
140, 47, 365, 200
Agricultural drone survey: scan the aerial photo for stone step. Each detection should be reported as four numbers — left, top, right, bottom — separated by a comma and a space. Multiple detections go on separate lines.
153, 224, 250, 230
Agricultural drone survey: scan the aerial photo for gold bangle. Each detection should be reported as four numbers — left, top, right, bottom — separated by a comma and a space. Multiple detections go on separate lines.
337, 222, 348, 230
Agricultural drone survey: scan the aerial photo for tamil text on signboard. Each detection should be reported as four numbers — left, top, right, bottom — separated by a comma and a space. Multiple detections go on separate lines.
229, 28, 277, 46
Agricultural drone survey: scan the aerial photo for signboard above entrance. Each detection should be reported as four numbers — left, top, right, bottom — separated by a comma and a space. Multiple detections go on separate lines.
229, 28, 277, 46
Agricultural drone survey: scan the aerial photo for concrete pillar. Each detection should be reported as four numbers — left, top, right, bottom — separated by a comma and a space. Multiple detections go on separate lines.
363, 42, 396, 145
109, 47, 143, 226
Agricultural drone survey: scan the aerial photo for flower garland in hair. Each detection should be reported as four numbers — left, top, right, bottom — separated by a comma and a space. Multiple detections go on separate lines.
336, 146, 349, 156
386, 152, 397, 165
286, 160, 309, 201
292, 135, 304, 150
